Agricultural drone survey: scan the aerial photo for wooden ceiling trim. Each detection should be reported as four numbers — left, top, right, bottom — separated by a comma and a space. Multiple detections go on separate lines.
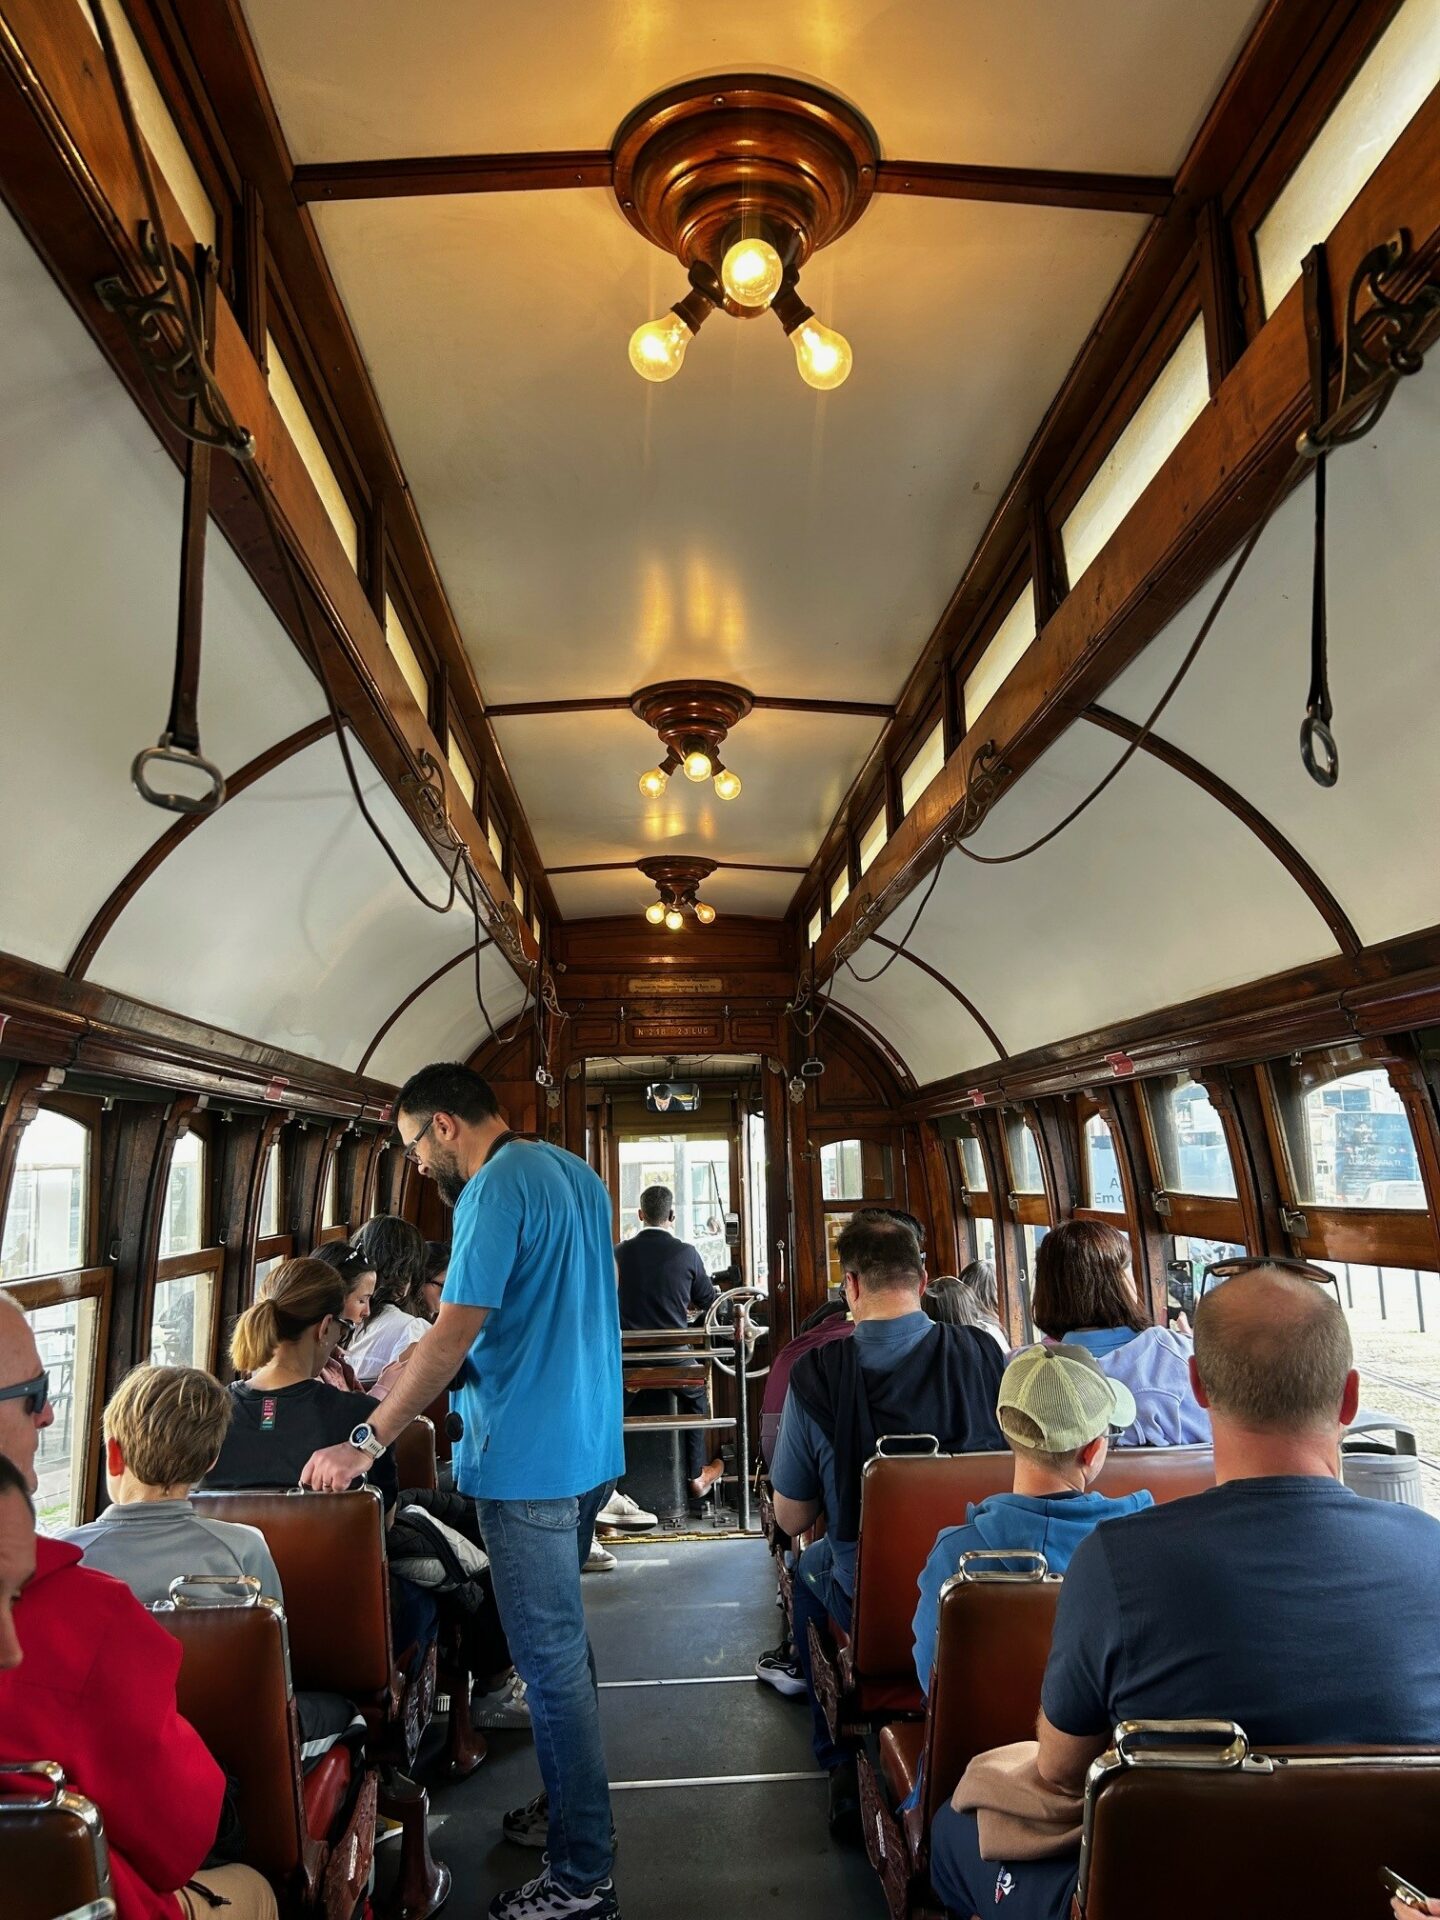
0, 949, 397, 1117
861, 937, 1010, 1061
1082, 705, 1364, 958
905, 922, 1440, 1114
293, 150, 613, 203
0, 0, 536, 979
872, 160, 1172, 216
64, 719, 335, 981
811, 76, 1440, 982
484, 694, 895, 719
788, 0, 1404, 924
165, 0, 560, 926
356, 938, 494, 1076
546, 860, 808, 875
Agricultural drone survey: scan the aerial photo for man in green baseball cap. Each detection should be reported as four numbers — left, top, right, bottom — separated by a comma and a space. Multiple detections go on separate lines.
913, 1346, 1154, 1694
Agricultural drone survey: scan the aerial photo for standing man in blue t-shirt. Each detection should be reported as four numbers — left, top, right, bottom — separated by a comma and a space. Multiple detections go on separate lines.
302, 1062, 624, 1920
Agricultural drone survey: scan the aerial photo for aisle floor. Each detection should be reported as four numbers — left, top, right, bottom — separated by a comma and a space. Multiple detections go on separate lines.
420, 1535, 888, 1919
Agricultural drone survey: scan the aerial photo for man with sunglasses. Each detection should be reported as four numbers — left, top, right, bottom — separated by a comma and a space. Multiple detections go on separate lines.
0, 1296, 55, 1491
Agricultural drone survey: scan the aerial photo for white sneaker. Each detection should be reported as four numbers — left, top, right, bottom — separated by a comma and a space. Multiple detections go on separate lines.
474, 1671, 531, 1729
583, 1537, 617, 1573
595, 1490, 658, 1533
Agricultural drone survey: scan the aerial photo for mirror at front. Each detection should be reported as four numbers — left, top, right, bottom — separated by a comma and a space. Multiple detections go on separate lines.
645, 1081, 701, 1114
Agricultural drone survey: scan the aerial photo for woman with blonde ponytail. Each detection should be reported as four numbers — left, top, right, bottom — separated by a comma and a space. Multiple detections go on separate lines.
207, 1256, 399, 1509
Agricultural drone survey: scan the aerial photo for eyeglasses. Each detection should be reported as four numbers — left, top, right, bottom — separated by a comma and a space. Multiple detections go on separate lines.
333, 1316, 356, 1349
0, 1369, 49, 1417
1200, 1256, 1342, 1305
401, 1115, 437, 1165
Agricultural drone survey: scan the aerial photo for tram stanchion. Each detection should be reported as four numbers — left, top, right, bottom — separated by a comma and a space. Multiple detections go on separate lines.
734, 1303, 752, 1532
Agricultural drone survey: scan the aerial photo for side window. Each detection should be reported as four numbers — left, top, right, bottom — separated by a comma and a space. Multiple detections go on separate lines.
254, 1132, 292, 1298
1081, 1111, 1126, 1214
818, 1138, 895, 1292
0, 1109, 88, 1281
151, 1127, 220, 1372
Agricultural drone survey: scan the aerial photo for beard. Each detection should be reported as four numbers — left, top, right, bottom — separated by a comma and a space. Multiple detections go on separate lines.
432, 1148, 467, 1208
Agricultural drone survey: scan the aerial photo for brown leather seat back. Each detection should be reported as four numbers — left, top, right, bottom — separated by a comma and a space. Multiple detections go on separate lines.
151, 1592, 306, 1881
192, 1489, 391, 1694
0, 1764, 112, 1920
923, 1571, 1062, 1825
1095, 1446, 1213, 1503
1079, 1732, 1440, 1918
394, 1416, 438, 1492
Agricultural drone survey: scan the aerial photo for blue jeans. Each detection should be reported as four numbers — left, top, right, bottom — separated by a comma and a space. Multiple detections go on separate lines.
478, 1481, 616, 1893
930, 1802, 1077, 1920
789, 1537, 852, 1772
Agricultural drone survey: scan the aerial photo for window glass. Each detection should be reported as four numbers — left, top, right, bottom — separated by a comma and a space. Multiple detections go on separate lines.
829, 867, 850, 916
1169, 1233, 1248, 1318
819, 1139, 892, 1202
956, 1132, 987, 1195
745, 1108, 769, 1291
159, 1131, 204, 1258
254, 1253, 284, 1298
447, 733, 477, 808
1, 1110, 88, 1280
963, 585, 1036, 731
1005, 1114, 1045, 1194
150, 1270, 216, 1371
531, 911, 542, 945
512, 873, 527, 917
1316, 1259, 1440, 1512
1061, 319, 1208, 587
487, 814, 506, 872
1019, 1223, 1049, 1338
1146, 1074, 1238, 1198
900, 718, 945, 817
617, 1135, 731, 1273
974, 1216, 997, 1267
1083, 1112, 1126, 1213
266, 338, 358, 566
258, 1141, 281, 1239
323, 1152, 342, 1228
808, 907, 823, 948
824, 1211, 852, 1293
383, 594, 430, 713
1254, 0, 1440, 315
28, 1294, 100, 1530
858, 807, 887, 876
1271, 1050, 1424, 1207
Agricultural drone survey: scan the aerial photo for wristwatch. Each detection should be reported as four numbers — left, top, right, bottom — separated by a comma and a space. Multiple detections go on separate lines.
348, 1422, 386, 1461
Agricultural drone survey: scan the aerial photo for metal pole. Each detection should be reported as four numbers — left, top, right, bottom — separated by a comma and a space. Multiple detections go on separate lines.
734, 1303, 752, 1532
1343, 1263, 1353, 1310
1415, 1269, 1426, 1335
1378, 1266, 1387, 1321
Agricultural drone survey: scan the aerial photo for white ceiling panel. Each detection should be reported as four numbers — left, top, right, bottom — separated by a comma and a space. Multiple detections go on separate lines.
891, 725, 1338, 1067
366, 942, 529, 1086
314, 191, 1145, 706
88, 738, 486, 1070
548, 866, 798, 920
0, 200, 323, 973
243, 0, 1261, 173
830, 951, 995, 1084
492, 707, 881, 870
1101, 369, 1440, 950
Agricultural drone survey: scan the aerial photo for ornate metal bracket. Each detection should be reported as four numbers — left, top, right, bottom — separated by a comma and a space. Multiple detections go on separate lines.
1298, 230, 1440, 459
945, 740, 1010, 844
96, 226, 255, 458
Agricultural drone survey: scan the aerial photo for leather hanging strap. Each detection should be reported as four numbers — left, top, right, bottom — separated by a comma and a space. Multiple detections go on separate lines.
1299, 245, 1339, 787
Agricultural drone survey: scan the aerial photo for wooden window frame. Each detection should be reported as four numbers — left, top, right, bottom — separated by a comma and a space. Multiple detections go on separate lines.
1, 1264, 112, 1525
151, 1245, 224, 1372
0, 1093, 104, 1280
1073, 1093, 1133, 1226
1001, 1110, 1051, 1226
1135, 1072, 1249, 1247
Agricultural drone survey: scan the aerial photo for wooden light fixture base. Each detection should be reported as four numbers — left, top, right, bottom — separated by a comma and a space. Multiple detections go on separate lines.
612, 75, 879, 295
631, 681, 753, 764
637, 854, 720, 902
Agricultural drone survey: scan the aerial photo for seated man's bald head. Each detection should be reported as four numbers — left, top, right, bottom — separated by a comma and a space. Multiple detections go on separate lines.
1193, 1267, 1353, 1433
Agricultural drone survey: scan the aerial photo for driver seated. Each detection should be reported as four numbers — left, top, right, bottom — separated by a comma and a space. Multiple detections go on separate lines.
615, 1184, 723, 1499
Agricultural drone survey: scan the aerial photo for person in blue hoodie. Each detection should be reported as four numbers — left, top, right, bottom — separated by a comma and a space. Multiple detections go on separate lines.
913, 1344, 1153, 1693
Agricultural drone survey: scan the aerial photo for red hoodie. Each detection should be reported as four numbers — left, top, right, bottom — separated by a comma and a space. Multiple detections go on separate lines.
0, 1536, 223, 1920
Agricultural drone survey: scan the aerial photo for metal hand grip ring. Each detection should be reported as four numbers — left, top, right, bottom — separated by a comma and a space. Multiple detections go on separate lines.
1300, 712, 1339, 788
704, 1284, 772, 1379
131, 739, 227, 814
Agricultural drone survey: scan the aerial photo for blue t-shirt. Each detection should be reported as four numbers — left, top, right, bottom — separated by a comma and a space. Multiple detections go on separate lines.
770, 1311, 937, 1602
443, 1139, 624, 1501
1061, 1327, 1138, 1360
1042, 1476, 1440, 1744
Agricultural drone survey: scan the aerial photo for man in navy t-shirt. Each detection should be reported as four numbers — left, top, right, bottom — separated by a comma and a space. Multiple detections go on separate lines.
929, 1266, 1440, 1920
302, 1063, 624, 1920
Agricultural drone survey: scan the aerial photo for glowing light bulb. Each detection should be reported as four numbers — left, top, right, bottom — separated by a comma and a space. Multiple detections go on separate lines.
645, 901, 666, 925
722, 236, 784, 309
712, 768, 742, 802
694, 901, 717, 925
664, 907, 685, 931
682, 748, 714, 782
628, 311, 693, 382
792, 316, 853, 391
638, 766, 669, 799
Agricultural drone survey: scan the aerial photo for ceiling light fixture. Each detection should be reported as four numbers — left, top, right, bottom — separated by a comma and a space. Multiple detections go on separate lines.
613, 76, 875, 392
632, 681, 751, 803
638, 856, 720, 932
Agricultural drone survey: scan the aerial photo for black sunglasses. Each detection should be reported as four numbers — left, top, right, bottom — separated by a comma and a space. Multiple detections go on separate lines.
0, 1369, 49, 1417
1200, 1256, 1342, 1304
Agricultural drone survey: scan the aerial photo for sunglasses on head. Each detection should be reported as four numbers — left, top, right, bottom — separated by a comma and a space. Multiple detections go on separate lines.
1200, 1256, 1341, 1303
0, 1369, 49, 1417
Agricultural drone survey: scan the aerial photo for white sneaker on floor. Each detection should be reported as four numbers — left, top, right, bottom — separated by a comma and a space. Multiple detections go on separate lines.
583, 1537, 617, 1573
474, 1671, 531, 1728
595, 1489, 658, 1532
488, 1867, 619, 1919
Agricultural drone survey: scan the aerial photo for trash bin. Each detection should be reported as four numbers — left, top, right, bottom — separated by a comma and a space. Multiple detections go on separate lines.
1341, 1419, 1424, 1506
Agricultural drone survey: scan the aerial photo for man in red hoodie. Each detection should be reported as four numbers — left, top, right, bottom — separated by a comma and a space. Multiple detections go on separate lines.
0, 1299, 276, 1920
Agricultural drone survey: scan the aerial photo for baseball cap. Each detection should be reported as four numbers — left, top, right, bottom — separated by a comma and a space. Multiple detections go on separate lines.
997, 1344, 1137, 1453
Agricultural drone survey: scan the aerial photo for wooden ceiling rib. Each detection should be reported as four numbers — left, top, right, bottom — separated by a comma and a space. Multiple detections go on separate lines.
483, 694, 896, 719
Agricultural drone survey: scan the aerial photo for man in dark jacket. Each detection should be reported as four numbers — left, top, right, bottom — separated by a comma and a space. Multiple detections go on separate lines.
769, 1214, 1004, 1836
617, 1185, 723, 1496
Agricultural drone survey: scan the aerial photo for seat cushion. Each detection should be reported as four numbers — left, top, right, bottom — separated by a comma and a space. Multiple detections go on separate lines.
857, 1674, 925, 1717
301, 1746, 353, 1842
879, 1721, 924, 1804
